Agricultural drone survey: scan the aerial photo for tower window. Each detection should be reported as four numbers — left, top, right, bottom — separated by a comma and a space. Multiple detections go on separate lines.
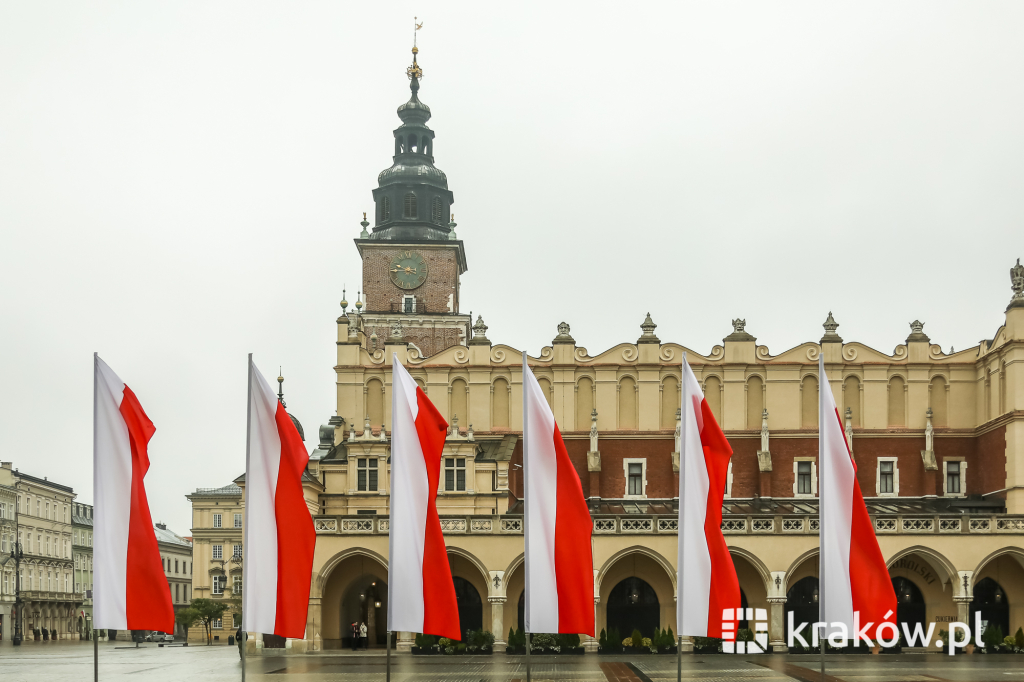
357, 458, 378, 492
402, 296, 416, 313
797, 462, 812, 495
946, 461, 961, 494
445, 458, 466, 491
380, 196, 391, 221
403, 193, 417, 219
431, 197, 443, 224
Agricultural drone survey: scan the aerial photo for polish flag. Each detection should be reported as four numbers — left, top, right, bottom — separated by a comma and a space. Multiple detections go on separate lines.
677, 354, 740, 638
93, 354, 174, 633
242, 357, 316, 638
388, 355, 461, 639
818, 354, 896, 633
522, 353, 595, 636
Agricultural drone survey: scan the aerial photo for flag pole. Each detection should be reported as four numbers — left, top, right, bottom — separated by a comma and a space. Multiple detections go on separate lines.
522, 351, 531, 682
817, 352, 825, 682
678, 352, 687, 682
241, 353, 252, 682
92, 353, 99, 682
386, 630, 391, 682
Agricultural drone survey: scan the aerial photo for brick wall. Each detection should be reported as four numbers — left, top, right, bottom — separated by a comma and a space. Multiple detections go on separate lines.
363, 324, 461, 357
361, 244, 460, 313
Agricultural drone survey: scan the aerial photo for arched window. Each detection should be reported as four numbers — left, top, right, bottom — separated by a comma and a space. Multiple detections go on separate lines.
746, 376, 764, 429
379, 196, 390, 221
431, 197, 443, 224
704, 376, 722, 424
801, 375, 818, 429
366, 379, 384, 430
492, 378, 510, 428
661, 376, 679, 429
618, 376, 637, 429
843, 376, 861, 427
407, 134, 417, 153
576, 377, 594, 431
450, 379, 468, 424
930, 376, 947, 427
888, 376, 906, 426
537, 378, 553, 410
403, 193, 417, 219
421, 136, 430, 155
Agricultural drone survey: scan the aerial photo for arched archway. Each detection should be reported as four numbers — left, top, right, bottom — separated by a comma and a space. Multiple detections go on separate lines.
318, 551, 389, 649
454, 576, 482, 639
785, 576, 818, 640
607, 577, 660, 639
892, 576, 925, 633
971, 577, 1010, 638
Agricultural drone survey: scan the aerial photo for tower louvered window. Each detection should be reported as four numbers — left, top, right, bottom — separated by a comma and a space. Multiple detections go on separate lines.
432, 197, 443, 224
380, 196, 390, 221
403, 193, 417, 218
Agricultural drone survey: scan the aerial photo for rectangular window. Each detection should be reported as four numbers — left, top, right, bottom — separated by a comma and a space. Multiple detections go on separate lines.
212, 576, 225, 595
174, 559, 179, 574
213, 513, 222, 528
403, 295, 416, 313
445, 458, 466, 491
233, 544, 242, 559
234, 513, 243, 528
946, 461, 961, 494
627, 463, 643, 496
797, 462, 812, 495
213, 545, 223, 560
357, 458, 378, 491
233, 576, 242, 595
233, 613, 241, 628
879, 461, 894, 494
175, 583, 180, 603
212, 618, 222, 629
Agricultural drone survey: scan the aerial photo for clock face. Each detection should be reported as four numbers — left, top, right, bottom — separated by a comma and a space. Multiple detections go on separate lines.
389, 250, 428, 290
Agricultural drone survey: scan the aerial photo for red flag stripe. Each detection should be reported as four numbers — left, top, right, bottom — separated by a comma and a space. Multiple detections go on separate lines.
552, 424, 596, 636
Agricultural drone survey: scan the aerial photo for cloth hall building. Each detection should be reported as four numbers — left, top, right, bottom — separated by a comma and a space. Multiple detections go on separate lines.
190, 49, 1024, 652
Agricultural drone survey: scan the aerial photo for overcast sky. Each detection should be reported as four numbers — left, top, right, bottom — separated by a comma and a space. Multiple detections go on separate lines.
2, 2, 1023, 534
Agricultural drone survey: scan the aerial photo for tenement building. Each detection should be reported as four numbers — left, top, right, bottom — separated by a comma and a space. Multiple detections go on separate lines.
1, 463, 16, 642
11, 470, 81, 640
193, 48, 1024, 652
185, 483, 243, 643
154, 522, 193, 638
71, 502, 93, 639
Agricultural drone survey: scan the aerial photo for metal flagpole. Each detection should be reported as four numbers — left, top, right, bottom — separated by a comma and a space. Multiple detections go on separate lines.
678, 352, 687, 682
386, 630, 391, 682
241, 354, 253, 682
93, 353, 99, 682
522, 351, 531, 682
818, 353, 825, 682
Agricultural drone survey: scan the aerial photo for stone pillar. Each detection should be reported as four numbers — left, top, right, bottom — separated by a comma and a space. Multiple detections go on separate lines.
768, 598, 788, 652
586, 596, 600, 652
398, 631, 414, 652
489, 597, 506, 647
306, 597, 321, 651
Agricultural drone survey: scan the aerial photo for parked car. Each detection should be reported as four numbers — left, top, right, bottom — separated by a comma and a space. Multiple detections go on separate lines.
144, 632, 175, 643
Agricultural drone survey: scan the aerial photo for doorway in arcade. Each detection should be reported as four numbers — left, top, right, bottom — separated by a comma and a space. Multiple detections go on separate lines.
340, 577, 389, 648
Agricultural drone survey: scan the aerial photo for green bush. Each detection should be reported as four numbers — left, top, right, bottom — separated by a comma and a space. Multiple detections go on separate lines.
737, 628, 754, 642
531, 633, 556, 651
414, 633, 437, 650
692, 636, 721, 653
598, 628, 607, 650
1015, 627, 1024, 649
557, 633, 581, 650
630, 629, 643, 648
983, 625, 1004, 651
467, 630, 495, 649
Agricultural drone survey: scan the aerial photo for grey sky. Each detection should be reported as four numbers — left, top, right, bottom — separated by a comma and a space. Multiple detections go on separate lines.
2, 2, 1022, 535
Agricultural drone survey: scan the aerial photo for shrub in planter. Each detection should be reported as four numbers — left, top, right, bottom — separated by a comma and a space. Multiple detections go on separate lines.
531, 633, 557, 653
1015, 627, 1024, 650
600, 628, 622, 654
467, 629, 495, 654
692, 636, 722, 654
631, 629, 643, 649
413, 633, 438, 655
983, 625, 1004, 653
556, 633, 582, 654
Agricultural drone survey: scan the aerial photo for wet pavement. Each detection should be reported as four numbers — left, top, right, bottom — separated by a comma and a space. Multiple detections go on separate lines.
2, 641, 1024, 681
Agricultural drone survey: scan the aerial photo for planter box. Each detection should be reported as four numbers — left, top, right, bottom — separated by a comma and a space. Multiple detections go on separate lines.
411, 647, 438, 655
505, 646, 526, 655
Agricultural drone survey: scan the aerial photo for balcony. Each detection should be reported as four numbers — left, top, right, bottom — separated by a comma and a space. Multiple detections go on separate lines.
19, 590, 84, 603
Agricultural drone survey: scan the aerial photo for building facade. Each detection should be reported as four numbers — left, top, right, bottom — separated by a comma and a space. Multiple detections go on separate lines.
154, 522, 192, 637
0, 462, 17, 642
193, 49, 1024, 652
71, 502, 93, 639
12, 470, 81, 640
185, 484, 243, 643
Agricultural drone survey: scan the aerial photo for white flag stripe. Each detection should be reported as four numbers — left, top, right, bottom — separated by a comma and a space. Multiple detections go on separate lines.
677, 357, 712, 637
93, 355, 131, 629
819, 354, 856, 631
242, 361, 283, 634
523, 357, 559, 634
388, 357, 429, 633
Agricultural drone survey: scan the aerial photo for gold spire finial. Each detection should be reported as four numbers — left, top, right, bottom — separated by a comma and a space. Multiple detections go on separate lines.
406, 17, 423, 80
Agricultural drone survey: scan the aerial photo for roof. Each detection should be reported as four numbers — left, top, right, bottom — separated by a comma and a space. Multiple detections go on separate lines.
14, 471, 74, 494
72, 514, 93, 528
154, 525, 192, 548
189, 484, 242, 497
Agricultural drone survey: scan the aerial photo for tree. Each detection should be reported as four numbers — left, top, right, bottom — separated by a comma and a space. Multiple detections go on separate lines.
179, 599, 228, 645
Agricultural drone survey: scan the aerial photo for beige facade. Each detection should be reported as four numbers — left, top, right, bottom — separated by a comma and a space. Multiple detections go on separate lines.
185, 485, 243, 643
11, 469, 82, 640
155, 522, 193, 637
0, 463, 16, 641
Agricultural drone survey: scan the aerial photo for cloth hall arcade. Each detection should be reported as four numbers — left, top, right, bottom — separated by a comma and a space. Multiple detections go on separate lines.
190, 48, 1024, 652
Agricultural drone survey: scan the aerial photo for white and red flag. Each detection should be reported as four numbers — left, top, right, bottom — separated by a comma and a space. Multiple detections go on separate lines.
818, 354, 896, 633
677, 354, 740, 638
388, 355, 461, 639
522, 353, 595, 636
93, 354, 174, 633
242, 357, 315, 638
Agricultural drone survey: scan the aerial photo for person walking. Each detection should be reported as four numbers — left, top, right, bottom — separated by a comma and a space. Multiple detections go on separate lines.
359, 621, 368, 650
235, 627, 246, 660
